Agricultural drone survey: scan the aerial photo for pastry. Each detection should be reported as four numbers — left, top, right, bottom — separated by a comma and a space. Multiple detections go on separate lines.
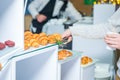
81, 56, 93, 65
58, 49, 72, 60
66, 50, 72, 57
58, 50, 67, 60
39, 32, 47, 37
31, 41, 39, 48
39, 36, 48, 45
24, 31, 33, 36
0, 42, 6, 50
48, 35, 56, 44
32, 34, 40, 40
29, 39, 36, 45
53, 33, 62, 41
24, 40, 31, 50
24, 35, 33, 40
5, 40, 15, 47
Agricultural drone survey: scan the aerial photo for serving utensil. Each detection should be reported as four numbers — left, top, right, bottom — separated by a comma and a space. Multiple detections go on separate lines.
57, 35, 72, 49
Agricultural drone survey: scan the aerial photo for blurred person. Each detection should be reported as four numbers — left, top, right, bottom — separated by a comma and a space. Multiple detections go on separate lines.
28, 0, 82, 34
62, 7, 120, 79
105, 33, 120, 50
105, 33, 120, 80
62, 7, 120, 42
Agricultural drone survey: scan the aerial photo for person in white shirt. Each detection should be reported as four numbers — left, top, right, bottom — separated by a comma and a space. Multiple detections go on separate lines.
28, 0, 82, 33
62, 7, 120, 79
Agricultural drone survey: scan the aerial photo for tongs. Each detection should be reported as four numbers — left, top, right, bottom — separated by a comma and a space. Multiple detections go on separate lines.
57, 35, 72, 49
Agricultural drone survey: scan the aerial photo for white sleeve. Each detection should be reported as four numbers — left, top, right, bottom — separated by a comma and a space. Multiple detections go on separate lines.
65, 1, 82, 21
70, 23, 116, 39
28, 0, 42, 19
108, 7, 120, 26
70, 7, 120, 39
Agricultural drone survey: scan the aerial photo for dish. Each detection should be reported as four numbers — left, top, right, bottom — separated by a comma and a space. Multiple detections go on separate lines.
58, 49, 72, 60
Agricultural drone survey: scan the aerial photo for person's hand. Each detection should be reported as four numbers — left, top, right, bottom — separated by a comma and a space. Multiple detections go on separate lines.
104, 33, 120, 50
62, 29, 72, 43
36, 14, 47, 23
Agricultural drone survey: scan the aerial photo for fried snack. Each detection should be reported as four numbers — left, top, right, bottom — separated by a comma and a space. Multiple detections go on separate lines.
24, 35, 33, 40
39, 32, 47, 37
58, 49, 72, 60
39, 36, 48, 46
24, 31, 33, 36
81, 56, 93, 65
29, 39, 36, 45
0, 63, 2, 71
0, 42, 6, 50
32, 34, 40, 40
66, 50, 72, 57
48, 35, 56, 44
24, 40, 31, 50
53, 33, 62, 41
5, 40, 15, 47
88, 57, 93, 63
58, 50, 67, 60
31, 41, 39, 48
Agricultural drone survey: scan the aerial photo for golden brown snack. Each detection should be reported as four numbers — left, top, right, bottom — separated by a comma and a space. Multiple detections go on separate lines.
48, 35, 56, 44
53, 33, 62, 41
39, 36, 48, 46
31, 41, 39, 48
32, 34, 40, 40
29, 39, 36, 45
88, 57, 93, 63
39, 32, 47, 37
24, 40, 31, 50
58, 50, 67, 60
58, 49, 72, 60
81, 56, 93, 65
24, 35, 33, 40
24, 31, 33, 36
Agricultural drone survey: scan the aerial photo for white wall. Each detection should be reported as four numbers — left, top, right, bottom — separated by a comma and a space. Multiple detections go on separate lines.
0, 0, 24, 48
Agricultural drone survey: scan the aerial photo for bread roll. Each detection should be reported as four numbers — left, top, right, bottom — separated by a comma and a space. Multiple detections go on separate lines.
0, 42, 6, 50
24, 31, 33, 36
39, 36, 48, 45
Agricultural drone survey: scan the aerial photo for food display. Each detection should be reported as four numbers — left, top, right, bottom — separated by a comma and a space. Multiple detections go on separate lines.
24, 31, 62, 50
58, 49, 72, 60
81, 56, 93, 65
